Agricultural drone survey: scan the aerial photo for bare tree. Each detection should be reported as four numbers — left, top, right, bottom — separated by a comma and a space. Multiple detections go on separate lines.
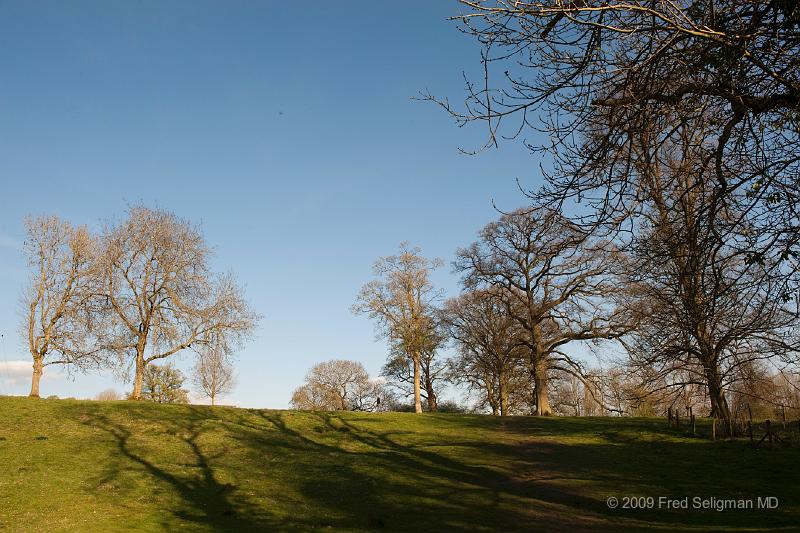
624, 221, 798, 428
550, 374, 586, 416
290, 359, 384, 412
192, 342, 236, 406
99, 206, 258, 400
290, 380, 333, 411
21, 215, 101, 398
95, 388, 121, 401
429, 1, 800, 263
455, 207, 628, 415
353, 242, 443, 413
442, 289, 525, 416
381, 321, 447, 412
618, 132, 799, 430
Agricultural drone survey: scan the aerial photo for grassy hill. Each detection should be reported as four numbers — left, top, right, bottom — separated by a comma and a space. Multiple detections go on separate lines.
0, 397, 797, 532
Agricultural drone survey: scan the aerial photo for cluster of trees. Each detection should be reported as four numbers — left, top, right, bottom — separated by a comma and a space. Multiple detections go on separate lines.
347, 220, 629, 418
339, 205, 799, 427
289, 357, 471, 413
395, 0, 800, 430
20, 206, 256, 404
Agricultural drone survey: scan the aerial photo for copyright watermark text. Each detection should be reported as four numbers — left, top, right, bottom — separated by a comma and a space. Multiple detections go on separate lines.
606, 496, 779, 512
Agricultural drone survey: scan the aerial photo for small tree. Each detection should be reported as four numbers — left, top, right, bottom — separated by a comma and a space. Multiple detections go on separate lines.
353, 242, 442, 413
192, 343, 236, 406
141, 364, 189, 404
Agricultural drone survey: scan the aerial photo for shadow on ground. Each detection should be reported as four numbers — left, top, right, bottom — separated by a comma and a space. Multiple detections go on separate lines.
58, 403, 799, 532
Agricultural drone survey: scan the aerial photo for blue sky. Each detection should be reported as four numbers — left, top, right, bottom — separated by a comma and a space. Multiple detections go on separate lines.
0, 1, 553, 407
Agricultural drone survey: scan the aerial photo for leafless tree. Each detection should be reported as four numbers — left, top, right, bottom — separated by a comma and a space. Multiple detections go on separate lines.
550, 374, 586, 416
95, 388, 121, 401
455, 207, 628, 415
618, 132, 799, 430
442, 289, 525, 416
290, 359, 385, 412
98, 207, 258, 400
192, 341, 237, 406
290, 380, 332, 411
429, 1, 800, 265
381, 321, 447, 411
770, 370, 800, 420
20, 215, 102, 398
353, 242, 443, 413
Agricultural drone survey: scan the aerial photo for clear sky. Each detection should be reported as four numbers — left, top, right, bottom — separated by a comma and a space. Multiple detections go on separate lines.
0, 1, 554, 407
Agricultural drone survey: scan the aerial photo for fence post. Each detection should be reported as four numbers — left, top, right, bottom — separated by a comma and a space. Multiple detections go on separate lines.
676, 411, 680, 430
748, 420, 753, 444
712, 417, 716, 441
668, 407, 672, 427
690, 407, 695, 436
766, 420, 773, 447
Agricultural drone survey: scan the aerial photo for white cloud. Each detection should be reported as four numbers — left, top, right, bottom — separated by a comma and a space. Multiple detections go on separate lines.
0, 360, 33, 386
0, 359, 66, 391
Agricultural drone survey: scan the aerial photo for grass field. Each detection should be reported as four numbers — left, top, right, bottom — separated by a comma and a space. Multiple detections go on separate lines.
0, 396, 798, 532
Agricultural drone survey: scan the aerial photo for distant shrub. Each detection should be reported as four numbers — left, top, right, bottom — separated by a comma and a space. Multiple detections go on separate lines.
46, 395, 59, 400
383, 400, 468, 413
388, 402, 416, 413
436, 401, 469, 414
95, 389, 121, 401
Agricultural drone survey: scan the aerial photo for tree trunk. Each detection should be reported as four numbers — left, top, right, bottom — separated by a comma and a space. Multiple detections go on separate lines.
131, 350, 146, 400
498, 371, 509, 417
211, 394, 216, 406
534, 376, 552, 416
705, 366, 732, 434
29, 356, 44, 398
425, 373, 437, 412
413, 354, 422, 413
485, 375, 499, 415
533, 357, 551, 416
426, 393, 437, 412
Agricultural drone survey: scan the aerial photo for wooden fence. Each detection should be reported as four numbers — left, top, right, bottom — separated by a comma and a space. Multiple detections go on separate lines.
666, 406, 799, 447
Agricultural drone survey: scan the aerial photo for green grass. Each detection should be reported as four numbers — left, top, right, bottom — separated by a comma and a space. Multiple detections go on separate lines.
0, 397, 797, 532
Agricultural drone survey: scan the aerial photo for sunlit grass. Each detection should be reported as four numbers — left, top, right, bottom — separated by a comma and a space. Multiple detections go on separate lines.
0, 396, 797, 531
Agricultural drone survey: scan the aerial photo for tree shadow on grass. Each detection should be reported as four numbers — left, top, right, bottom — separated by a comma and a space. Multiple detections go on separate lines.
71, 404, 280, 531
227, 410, 621, 531
239, 411, 800, 531
61, 403, 800, 532
495, 432, 800, 531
